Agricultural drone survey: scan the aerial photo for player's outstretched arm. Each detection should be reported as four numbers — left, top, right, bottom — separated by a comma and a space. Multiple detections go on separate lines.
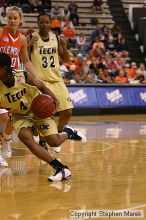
26, 34, 39, 54
20, 34, 38, 78
26, 72, 58, 104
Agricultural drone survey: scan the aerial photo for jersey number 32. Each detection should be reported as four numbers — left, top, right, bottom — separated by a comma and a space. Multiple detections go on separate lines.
42, 56, 55, 68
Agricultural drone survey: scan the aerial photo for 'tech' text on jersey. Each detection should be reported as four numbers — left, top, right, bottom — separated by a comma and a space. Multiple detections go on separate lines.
30, 32, 62, 82
0, 71, 40, 114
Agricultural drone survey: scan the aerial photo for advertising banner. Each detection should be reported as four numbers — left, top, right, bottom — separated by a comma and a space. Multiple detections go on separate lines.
67, 85, 146, 108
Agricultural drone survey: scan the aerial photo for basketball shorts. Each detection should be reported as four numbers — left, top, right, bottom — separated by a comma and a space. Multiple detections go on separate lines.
12, 111, 58, 137
44, 81, 73, 112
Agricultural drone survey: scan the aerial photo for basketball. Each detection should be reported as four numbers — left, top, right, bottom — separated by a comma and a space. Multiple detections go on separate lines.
31, 94, 56, 119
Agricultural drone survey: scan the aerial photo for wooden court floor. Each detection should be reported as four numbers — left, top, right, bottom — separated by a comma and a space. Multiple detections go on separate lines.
0, 115, 146, 220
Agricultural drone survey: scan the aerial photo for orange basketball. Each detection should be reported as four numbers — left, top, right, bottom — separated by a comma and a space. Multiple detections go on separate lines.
31, 94, 56, 119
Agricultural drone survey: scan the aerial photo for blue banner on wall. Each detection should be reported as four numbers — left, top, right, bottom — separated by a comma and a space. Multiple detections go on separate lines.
67, 85, 146, 108
130, 87, 146, 106
69, 87, 99, 107
96, 87, 132, 107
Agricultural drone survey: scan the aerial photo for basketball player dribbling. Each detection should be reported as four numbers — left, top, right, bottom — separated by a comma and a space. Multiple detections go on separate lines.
0, 6, 42, 166
27, 13, 73, 153
0, 52, 87, 181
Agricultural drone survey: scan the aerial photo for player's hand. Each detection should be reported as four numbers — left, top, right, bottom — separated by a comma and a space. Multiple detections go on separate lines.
31, 36, 39, 44
59, 38, 67, 49
52, 99, 59, 116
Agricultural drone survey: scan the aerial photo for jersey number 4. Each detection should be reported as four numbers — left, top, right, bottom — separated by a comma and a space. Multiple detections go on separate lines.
42, 56, 55, 68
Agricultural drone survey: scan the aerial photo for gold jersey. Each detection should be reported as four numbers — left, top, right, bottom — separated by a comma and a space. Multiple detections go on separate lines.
0, 71, 40, 115
30, 32, 62, 82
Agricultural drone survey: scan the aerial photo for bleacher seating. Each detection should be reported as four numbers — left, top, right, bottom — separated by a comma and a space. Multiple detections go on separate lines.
22, 0, 114, 38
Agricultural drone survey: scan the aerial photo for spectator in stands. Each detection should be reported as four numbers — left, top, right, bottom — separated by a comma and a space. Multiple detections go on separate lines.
76, 32, 87, 51
132, 63, 146, 84
92, 36, 105, 55
112, 23, 122, 43
70, 73, 83, 84
61, 16, 74, 31
105, 56, 119, 78
0, 11, 7, 26
62, 23, 76, 48
68, 1, 79, 26
113, 52, 125, 69
114, 69, 128, 84
82, 57, 89, 75
135, 74, 145, 84
5, 3, 12, 14
18, 0, 31, 13
137, 63, 146, 77
59, 58, 70, 79
50, 3, 62, 19
90, 44, 102, 57
50, 15, 61, 36
21, 2, 32, 13
84, 74, 96, 84
1, 1, 8, 14
61, 6, 70, 20
28, 0, 44, 13
123, 63, 130, 77
143, 0, 146, 8
0, 3, 4, 17
127, 62, 138, 80
42, 0, 51, 12
88, 57, 98, 76
105, 34, 117, 53
69, 57, 76, 73
97, 56, 106, 70
74, 53, 84, 74
86, 63, 108, 83
92, 0, 103, 12
90, 24, 104, 44
116, 38, 128, 52
98, 68, 112, 83
101, 24, 110, 38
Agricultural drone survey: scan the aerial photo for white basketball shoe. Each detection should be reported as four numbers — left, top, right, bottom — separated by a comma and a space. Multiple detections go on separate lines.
48, 167, 72, 182
63, 126, 87, 144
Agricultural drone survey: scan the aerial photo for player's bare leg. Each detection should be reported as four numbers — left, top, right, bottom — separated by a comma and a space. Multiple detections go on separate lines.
39, 109, 72, 153
52, 108, 72, 153
18, 125, 86, 181
18, 127, 71, 182
57, 109, 72, 132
